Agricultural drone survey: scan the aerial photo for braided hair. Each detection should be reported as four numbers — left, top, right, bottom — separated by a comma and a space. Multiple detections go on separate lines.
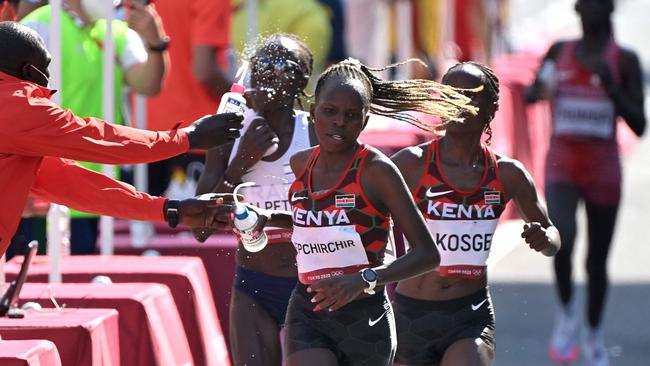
314, 58, 478, 133
445, 61, 500, 145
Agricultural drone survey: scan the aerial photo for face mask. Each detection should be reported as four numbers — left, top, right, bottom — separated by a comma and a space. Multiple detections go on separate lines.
29, 64, 51, 88
80, 0, 121, 22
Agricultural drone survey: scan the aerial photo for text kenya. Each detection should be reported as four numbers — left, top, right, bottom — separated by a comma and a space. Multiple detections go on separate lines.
292, 207, 350, 226
428, 201, 496, 219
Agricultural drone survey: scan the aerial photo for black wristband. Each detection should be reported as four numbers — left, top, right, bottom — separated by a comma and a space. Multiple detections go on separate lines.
148, 37, 170, 52
164, 199, 180, 228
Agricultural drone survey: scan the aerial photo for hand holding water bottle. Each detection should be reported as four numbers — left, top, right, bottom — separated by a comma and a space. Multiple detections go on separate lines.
234, 116, 280, 168
182, 113, 244, 150
230, 183, 269, 252
190, 192, 244, 242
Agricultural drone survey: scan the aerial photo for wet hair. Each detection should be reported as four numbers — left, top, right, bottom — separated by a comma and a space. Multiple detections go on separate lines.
445, 61, 500, 145
251, 33, 313, 78
0, 22, 47, 74
314, 58, 477, 133
248, 33, 314, 108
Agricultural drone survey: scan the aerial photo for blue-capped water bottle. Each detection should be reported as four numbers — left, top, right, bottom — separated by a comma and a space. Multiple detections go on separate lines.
232, 182, 268, 252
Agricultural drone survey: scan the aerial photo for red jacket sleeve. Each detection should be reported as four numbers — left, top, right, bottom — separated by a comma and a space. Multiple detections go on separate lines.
30, 157, 166, 223
0, 83, 189, 164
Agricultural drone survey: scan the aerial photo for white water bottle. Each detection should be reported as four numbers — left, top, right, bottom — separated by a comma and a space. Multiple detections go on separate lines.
47, 204, 71, 257
217, 61, 248, 114
217, 82, 247, 114
233, 182, 268, 252
234, 203, 268, 252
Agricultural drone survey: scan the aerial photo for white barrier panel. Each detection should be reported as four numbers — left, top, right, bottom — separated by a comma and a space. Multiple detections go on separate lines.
100, 0, 116, 255
130, 95, 153, 247
47, 0, 64, 283
395, 0, 413, 80
47, 204, 66, 283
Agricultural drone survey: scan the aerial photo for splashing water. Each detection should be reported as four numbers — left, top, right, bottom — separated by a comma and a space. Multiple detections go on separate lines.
234, 61, 249, 86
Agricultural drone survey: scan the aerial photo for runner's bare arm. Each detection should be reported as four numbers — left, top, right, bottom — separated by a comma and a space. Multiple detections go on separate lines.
390, 143, 429, 190
196, 143, 234, 195
499, 157, 560, 256
611, 49, 646, 136
365, 155, 440, 284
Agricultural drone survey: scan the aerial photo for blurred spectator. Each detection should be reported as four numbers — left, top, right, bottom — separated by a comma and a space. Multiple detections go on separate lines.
145, 0, 232, 198
411, 0, 442, 78
454, 0, 488, 62
19, 0, 168, 254
231, 0, 331, 85
16, 0, 43, 20
344, 0, 389, 71
317, 0, 347, 65
0, 0, 18, 21
451, 0, 508, 63
525, 0, 646, 365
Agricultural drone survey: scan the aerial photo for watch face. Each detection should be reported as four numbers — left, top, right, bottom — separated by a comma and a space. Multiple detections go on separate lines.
362, 269, 377, 282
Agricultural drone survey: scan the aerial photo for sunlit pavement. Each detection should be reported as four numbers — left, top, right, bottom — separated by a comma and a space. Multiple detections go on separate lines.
487, 1, 650, 364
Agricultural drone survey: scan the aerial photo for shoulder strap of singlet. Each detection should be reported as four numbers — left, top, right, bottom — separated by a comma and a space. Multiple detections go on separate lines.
411, 140, 437, 196
294, 147, 320, 182
354, 144, 371, 178
484, 144, 501, 181
354, 144, 390, 220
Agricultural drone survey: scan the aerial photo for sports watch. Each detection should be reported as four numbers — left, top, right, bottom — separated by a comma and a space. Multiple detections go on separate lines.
164, 199, 180, 228
359, 268, 378, 295
148, 37, 170, 52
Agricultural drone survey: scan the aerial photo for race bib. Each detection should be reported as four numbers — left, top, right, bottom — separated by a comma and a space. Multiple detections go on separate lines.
240, 183, 292, 211
425, 219, 498, 278
292, 225, 369, 284
554, 97, 615, 139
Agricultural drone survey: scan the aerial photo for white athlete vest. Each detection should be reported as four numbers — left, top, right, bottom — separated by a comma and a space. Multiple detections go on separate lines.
229, 109, 311, 243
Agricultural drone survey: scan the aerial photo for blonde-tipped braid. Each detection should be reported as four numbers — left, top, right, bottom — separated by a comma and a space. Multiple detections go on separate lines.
314, 58, 479, 133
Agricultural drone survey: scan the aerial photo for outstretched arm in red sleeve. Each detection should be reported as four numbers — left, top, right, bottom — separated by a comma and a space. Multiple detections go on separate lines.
30, 157, 167, 222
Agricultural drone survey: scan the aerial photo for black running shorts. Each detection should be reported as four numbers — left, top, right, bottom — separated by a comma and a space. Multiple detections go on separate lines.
393, 288, 496, 365
285, 283, 396, 365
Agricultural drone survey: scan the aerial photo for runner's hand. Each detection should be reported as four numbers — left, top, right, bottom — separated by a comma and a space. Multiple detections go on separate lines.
233, 117, 279, 170
521, 222, 551, 252
307, 273, 368, 312
125, 1, 165, 47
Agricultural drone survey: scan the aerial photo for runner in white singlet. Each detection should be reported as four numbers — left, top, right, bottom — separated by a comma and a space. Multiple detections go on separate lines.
195, 34, 317, 366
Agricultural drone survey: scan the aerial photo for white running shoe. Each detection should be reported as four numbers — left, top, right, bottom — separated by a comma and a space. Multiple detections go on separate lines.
583, 328, 609, 366
548, 304, 580, 364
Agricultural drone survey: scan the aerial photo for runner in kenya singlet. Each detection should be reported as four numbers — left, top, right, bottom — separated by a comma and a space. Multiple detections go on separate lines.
288, 144, 392, 284
409, 139, 508, 279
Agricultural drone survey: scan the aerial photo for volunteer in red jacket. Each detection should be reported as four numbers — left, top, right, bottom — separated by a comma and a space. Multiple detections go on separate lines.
0, 22, 243, 254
